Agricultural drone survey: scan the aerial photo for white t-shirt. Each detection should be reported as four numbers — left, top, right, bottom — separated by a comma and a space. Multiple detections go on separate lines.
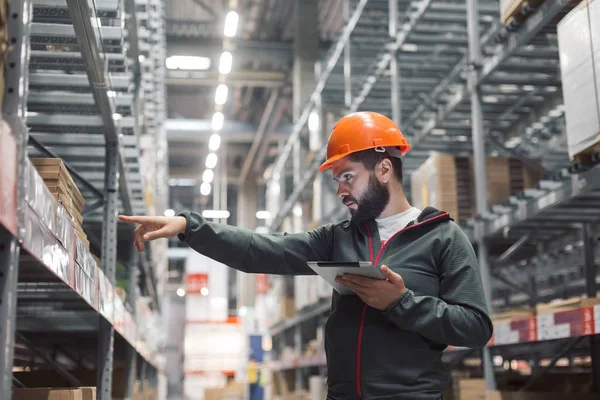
376, 207, 422, 244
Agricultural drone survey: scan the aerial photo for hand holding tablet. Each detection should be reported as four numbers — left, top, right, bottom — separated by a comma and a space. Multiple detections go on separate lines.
306, 261, 386, 295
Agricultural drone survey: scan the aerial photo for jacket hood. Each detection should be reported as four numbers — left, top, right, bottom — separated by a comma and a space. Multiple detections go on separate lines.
347, 205, 453, 235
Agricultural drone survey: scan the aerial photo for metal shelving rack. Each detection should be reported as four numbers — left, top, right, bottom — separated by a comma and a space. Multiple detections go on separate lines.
0, 0, 167, 398
265, 0, 600, 395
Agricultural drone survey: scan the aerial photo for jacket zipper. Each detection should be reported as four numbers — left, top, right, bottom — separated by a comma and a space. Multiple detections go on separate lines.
355, 213, 449, 398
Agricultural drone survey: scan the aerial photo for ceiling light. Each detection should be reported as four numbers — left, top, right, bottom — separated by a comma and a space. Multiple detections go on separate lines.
202, 210, 231, 219
208, 134, 221, 151
293, 204, 303, 217
200, 287, 210, 296
200, 182, 212, 196
168, 178, 197, 186
224, 11, 239, 37
206, 152, 218, 169
431, 129, 446, 135
112, 113, 122, 120
176, 288, 186, 297
256, 211, 271, 220
107, 90, 116, 98
523, 85, 535, 91
215, 84, 228, 105
482, 96, 498, 103
308, 111, 319, 132
212, 112, 224, 131
400, 43, 418, 52
219, 51, 232, 75
166, 55, 211, 70
202, 169, 214, 183
139, 55, 146, 63
164, 209, 176, 217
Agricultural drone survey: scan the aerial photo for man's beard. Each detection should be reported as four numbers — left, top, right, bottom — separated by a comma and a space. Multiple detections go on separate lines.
344, 174, 390, 224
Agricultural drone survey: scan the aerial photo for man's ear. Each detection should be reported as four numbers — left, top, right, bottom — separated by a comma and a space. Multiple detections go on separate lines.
377, 158, 393, 184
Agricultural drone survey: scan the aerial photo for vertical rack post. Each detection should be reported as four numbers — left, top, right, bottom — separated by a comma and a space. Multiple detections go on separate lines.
294, 325, 303, 400
98, 142, 120, 400
388, 0, 400, 125
465, 0, 496, 390
126, 251, 139, 398
582, 224, 599, 392
0, 0, 31, 397
343, 0, 352, 110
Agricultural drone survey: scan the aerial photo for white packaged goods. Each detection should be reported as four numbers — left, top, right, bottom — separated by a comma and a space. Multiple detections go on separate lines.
557, 0, 600, 160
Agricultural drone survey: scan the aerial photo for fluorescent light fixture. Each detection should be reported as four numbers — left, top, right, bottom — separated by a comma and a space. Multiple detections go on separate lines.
431, 129, 446, 135
308, 111, 319, 132
456, 136, 468, 142
208, 133, 221, 151
107, 90, 116, 98
164, 209, 176, 217
523, 85, 535, 91
202, 210, 231, 219
401, 43, 418, 52
215, 84, 228, 105
224, 11, 239, 37
139, 55, 146, 63
293, 204, 303, 217
202, 169, 214, 183
206, 152, 218, 169
499, 84, 519, 92
166, 55, 211, 70
482, 96, 498, 103
200, 287, 210, 296
112, 113, 122, 120
219, 51, 232, 74
256, 211, 271, 220
168, 178, 197, 186
238, 306, 248, 317
176, 288, 186, 297
200, 182, 212, 196
212, 112, 224, 131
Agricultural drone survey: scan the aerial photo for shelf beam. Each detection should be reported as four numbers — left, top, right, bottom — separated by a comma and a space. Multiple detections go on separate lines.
582, 223, 599, 392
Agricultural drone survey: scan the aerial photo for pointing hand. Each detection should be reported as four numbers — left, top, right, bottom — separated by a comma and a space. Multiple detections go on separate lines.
118, 215, 187, 252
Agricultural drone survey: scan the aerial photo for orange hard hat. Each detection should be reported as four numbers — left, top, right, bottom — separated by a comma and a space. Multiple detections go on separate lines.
318, 111, 411, 172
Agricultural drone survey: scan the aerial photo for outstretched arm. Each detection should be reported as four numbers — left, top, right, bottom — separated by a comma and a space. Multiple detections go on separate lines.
119, 212, 333, 275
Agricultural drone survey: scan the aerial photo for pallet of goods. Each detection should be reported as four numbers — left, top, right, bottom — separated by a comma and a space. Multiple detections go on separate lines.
410, 153, 542, 224
558, 0, 600, 169
30, 158, 88, 248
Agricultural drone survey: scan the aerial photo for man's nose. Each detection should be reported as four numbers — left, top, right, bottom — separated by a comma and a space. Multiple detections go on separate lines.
337, 183, 348, 198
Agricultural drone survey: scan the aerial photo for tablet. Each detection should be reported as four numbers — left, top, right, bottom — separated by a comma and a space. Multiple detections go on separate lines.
306, 261, 386, 295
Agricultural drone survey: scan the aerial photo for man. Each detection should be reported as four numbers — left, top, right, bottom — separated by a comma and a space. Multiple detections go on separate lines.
120, 112, 493, 400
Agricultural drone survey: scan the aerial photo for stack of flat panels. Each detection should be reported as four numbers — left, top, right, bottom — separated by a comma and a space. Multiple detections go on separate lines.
558, 0, 600, 165
30, 158, 87, 248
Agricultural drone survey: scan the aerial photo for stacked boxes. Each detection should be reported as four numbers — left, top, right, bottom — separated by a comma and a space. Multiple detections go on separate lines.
12, 387, 96, 400
30, 158, 88, 248
558, 0, 600, 163
411, 153, 542, 224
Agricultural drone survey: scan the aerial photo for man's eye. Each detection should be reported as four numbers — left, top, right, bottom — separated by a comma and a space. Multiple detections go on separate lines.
343, 174, 353, 181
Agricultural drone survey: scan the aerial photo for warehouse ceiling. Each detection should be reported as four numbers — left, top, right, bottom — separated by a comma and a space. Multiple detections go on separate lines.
164, 0, 344, 211
164, 0, 575, 215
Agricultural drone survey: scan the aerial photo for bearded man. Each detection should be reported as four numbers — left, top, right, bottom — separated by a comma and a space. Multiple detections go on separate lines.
120, 112, 493, 400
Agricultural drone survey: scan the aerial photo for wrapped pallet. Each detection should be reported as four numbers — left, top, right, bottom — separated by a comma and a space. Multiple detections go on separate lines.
558, 0, 600, 165
411, 153, 542, 224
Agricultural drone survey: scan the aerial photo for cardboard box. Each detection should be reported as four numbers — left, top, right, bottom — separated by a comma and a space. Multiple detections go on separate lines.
13, 388, 83, 400
536, 295, 600, 315
411, 153, 542, 223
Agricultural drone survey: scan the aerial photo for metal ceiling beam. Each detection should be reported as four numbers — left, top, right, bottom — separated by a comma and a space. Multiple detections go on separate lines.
166, 70, 286, 88
165, 119, 293, 142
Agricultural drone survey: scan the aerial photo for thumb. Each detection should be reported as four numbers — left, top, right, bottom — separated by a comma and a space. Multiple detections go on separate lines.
143, 226, 171, 241
380, 265, 403, 285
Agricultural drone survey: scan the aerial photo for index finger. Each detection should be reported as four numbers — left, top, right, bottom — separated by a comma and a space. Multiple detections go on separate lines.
119, 215, 153, 224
